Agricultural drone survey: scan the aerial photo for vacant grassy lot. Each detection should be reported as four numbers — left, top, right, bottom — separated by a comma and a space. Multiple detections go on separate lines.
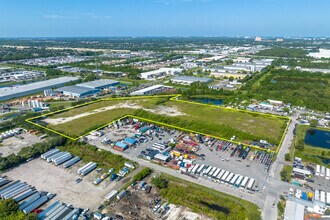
158, 174, 261, 220
294, 125, 330, 167
59, 144, 130, 172
42, 97, 287, 146
169, 100, 286, 145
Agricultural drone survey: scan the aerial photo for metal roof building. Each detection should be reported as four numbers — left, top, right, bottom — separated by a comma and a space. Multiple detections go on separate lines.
172, 76, 213, 85
76, 79, 119, 90
0, 76, 79, 101
56, 86, 100, 98
130, 84, 173, 96
283, 200, 304, 220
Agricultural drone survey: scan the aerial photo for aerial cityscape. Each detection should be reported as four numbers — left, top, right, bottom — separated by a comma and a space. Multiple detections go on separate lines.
0, 1, 330, 220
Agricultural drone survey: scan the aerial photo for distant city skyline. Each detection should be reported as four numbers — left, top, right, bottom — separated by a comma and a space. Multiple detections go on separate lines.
0, 0, 329, 37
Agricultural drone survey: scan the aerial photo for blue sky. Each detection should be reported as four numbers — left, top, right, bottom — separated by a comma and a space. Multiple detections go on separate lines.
0, 0, 329, 37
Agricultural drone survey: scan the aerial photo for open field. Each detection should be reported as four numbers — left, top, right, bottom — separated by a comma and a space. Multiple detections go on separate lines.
158, 173, 261, 220
293, 125, 330, 167
29, 96, 288, 149
59, 144, 130, 172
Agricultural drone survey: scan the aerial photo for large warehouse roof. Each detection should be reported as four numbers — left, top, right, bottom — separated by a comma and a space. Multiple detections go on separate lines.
56, 85, 99, 95
172, 76, 213, 83
0, 76, 79, 101
76, 79, 119, 89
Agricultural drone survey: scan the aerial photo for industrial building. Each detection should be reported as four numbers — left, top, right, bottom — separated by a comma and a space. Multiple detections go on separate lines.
130, 85, 174, 96
56, 86, 100, 98
283, 200, 304, 220
140, 68, 182, 80
171, 76, 213, 85
0, 76, 79, 101
76, 79, 119, 90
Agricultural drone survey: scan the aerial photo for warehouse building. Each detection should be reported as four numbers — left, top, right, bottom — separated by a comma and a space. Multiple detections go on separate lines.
130, 84, 174, 96
172, 76, 213, 85
140, 68, 182, 80
56, 86, 100, 98
0, 76, 79, 101
76, 79, 119, 90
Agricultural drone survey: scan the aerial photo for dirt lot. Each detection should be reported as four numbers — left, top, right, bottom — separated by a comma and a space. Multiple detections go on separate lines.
105, 174, 208, 220
0, 132, 43, 157
2, 158, 122, 210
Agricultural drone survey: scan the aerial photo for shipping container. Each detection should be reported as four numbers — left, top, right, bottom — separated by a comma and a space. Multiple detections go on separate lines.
216, 170, 225, 181
246, 178, 255, 190
327, 192, 330, 205
225, 173, 234, 183
19, 193, 40, 210
77, 162, 93, 175
13, 189, 36, 202
326, 168, 330, 180
212, 168, 221, 179
105, 190, 118, 201
54, 154, 73, 166
234, 175, 244, 188
191, 164, 200, 174
203, 166, 212, 176
221, 171, 230, 183
80, 163, 97, 176
229, 174, 239, 185
46, 152, 65, 163
320, 191, 326, 203
3, 185, 31, 199
41, 149, 60, 160
43, 204, 66, 220
321, 166, 325, 177
48, 205, 69, 220
38, 201, 61, 219
196, 164, 205, 174
23, 196, 48, 214
0, 180, 20, 194
314, 190, 320, 201
61, 208, 79, 220
316, 164, 320, 176
63, 156, 80, 168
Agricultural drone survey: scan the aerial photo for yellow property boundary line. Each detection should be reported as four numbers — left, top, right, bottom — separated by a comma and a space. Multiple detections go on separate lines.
25, 94, 290, 153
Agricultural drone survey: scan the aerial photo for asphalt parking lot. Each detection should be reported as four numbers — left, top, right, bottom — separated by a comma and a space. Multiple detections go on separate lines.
0, 132, 43, 157
87, 121, 272, 196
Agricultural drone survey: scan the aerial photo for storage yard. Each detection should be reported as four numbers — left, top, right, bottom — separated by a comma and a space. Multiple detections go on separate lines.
0, 129, 43, 157
2, 158, 114, 210
87, 117, 274, 196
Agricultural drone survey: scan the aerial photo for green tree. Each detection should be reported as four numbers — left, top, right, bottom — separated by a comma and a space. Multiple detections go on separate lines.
310, 119, 318, 127
285, 153, 291, 161
152, 176, 168, 189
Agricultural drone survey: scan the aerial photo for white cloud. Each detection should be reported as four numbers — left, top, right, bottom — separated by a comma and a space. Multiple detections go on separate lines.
43, 12, 111, 20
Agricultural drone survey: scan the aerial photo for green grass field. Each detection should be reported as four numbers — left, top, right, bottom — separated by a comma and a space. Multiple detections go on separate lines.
293, 125, 330, 167
59, 144, 130, 172
158, 174, 261, 220
41, 97, 288, 147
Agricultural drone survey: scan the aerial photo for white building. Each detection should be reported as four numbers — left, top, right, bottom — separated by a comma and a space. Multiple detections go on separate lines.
130, 84, 174, 96
140, 68, 182, 80
308, 49, 330, 59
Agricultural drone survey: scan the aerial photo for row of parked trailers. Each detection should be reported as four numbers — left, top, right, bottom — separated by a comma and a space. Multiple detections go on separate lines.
315, 165, 330, 180
314, 190, 330, 206
41, 149, 81, 168
187, 164, 255, 190
0, 176, 52, 215
38, 201, 81, 220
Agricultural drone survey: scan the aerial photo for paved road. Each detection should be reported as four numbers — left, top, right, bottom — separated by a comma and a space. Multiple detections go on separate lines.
91, 140, 265, 207
89, 114, 298, 220
261, 114, 297, 220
